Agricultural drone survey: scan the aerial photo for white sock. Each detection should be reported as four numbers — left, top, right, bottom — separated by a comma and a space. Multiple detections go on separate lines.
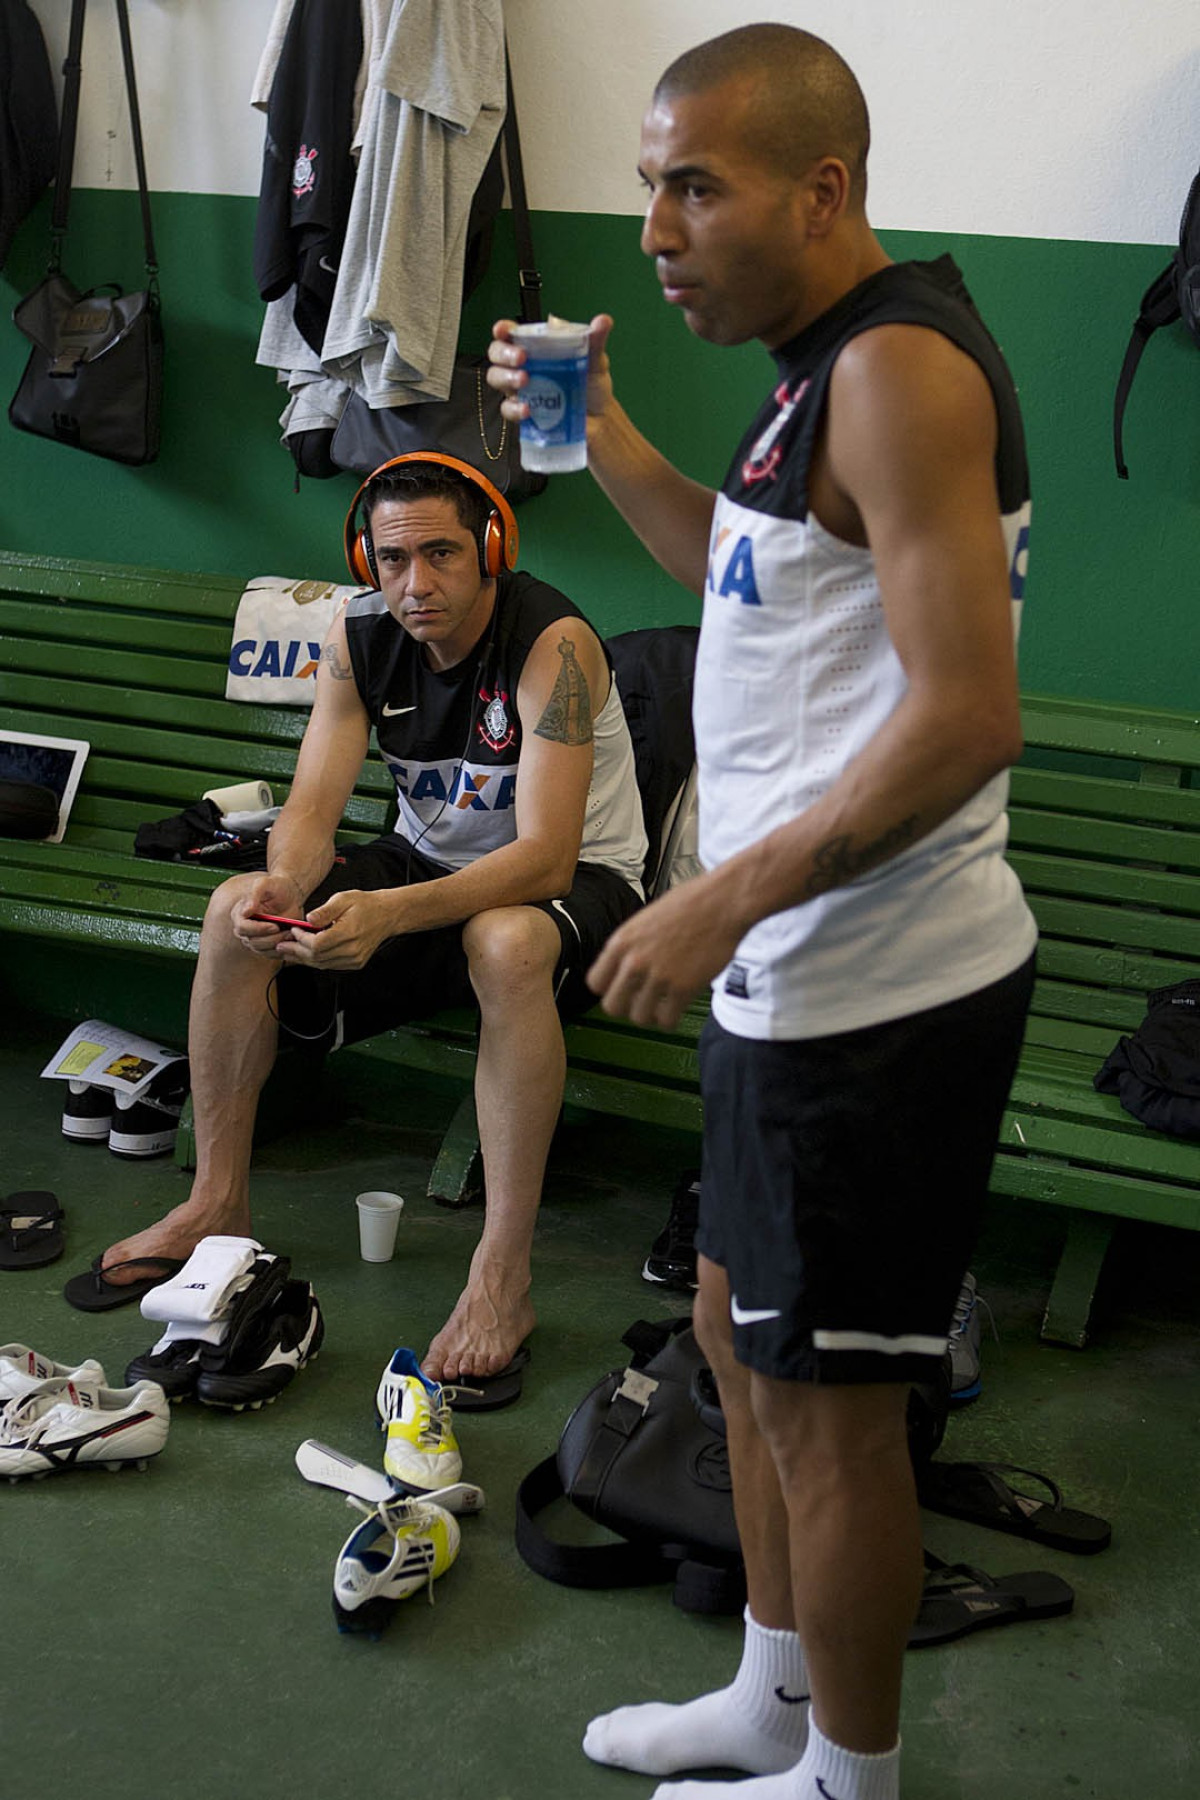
583, 1609, 810, 1776
650, 1717, 901, 1800
140, 1236, 262, 1325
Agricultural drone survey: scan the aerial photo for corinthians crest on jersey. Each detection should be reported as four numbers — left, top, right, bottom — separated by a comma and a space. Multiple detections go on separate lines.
477, 685, 515, 751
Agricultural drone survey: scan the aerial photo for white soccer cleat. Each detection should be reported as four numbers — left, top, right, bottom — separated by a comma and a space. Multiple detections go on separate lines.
377, 1348, 463, 1492
332, 1494, 461, 1635
0, 1345, 107, 1406
0, 1377, 170, 1480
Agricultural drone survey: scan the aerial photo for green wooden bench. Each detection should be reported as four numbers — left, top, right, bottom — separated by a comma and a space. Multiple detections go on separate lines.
2, 550, 1198, 1347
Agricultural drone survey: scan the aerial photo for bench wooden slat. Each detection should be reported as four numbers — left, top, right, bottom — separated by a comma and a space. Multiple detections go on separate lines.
1011, 849, 1200, 915
1027, 978, 1147, 1032
1010, 766, 1200, 828
1027, 892, 1200, 957
0, 595, 236, 662
1020, 695, 1200, 767
0, 551, 245, 618
1009, 805, 1200, 872
0, 895, 201, 956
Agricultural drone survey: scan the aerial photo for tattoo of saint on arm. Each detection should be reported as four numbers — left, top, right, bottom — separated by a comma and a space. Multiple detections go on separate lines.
534, 637, 594, 745
804, 815, 920, 898
321, 642, 354, 681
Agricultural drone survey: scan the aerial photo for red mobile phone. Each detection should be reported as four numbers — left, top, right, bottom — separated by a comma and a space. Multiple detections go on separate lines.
249, 912, 325, 932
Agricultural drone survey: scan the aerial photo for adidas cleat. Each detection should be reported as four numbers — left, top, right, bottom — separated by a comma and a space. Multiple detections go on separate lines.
377, 1349, 463, 1491
195, 1276, 323, 1410
332, 1494, 460, 1635
0, 1378, 170, 1480
0, 1344, 106, 1406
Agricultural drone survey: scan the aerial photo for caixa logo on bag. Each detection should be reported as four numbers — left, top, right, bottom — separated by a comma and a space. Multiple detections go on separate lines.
228, 639, 323, 682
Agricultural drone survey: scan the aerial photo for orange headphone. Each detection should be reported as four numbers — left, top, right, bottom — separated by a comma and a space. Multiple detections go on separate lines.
343, 453, 520, 587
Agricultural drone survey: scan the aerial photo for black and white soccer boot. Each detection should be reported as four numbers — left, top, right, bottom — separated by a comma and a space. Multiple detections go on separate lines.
195, 1274, 324, 1410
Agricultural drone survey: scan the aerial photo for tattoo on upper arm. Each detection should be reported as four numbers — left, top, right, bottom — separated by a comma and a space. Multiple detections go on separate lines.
321, 642, 354, 681
534, 637, 594, 745
803, 815, 919, 899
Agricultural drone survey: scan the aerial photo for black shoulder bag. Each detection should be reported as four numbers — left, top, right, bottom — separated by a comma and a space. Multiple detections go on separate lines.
515, 1316, 953, 1617
9, 0, 164, 466
329, 43, 546, 501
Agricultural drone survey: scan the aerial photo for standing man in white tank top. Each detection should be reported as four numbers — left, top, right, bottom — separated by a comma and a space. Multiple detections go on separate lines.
493, 24, 1036, 1800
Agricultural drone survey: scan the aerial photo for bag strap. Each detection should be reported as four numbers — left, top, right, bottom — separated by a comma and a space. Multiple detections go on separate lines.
501, 42, 542, 324
114, 0, 158, 280
1113, 264, 1179, 479
48, 0, 88, 270
514, 1454, 684, 1591
48, 0, 158, 284
514, 1456, 746, 1613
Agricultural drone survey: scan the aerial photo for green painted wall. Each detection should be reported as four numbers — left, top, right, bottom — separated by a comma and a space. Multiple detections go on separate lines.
2, 192, 1197, 708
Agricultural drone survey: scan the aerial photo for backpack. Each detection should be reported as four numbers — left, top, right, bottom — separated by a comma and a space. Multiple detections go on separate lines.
606, 625, 701, 898
514, 1316, 951, 1616
1094, 978, 1200, 1137
1113, 170, 1200, 478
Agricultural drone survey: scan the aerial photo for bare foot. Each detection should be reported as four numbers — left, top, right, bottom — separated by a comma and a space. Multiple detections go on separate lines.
100, 1197, 252, 1284
423, 1260, 536, 1383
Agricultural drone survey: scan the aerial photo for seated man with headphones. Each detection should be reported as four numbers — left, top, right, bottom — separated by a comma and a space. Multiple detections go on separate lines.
96, 453, 648, 1393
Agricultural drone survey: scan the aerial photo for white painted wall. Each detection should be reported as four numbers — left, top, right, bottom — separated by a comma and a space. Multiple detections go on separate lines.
28, 0, 1199, 244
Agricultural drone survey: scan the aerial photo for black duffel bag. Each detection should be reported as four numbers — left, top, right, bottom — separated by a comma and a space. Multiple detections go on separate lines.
515, 1316, 953, 1616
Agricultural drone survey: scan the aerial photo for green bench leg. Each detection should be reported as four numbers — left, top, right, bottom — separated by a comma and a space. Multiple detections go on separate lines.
175, 1094, 196, 1173
1041, 1210, 1116, 1348
428, 1091, 483, 1209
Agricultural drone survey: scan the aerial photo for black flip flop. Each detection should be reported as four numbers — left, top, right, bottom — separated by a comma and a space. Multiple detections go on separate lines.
63, 1254, 186, 1313
449, 1343, 531, 1412
0, 1191, 65, 1269
917, 1459, 1112, 1555
909, 1554, 1075, 1648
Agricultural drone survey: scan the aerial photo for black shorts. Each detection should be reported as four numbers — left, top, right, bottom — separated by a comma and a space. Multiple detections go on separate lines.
273, 836, 642, 1052
696, 954, 1036, 1385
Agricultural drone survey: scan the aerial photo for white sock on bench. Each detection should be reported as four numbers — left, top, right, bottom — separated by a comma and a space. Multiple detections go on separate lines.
140, 1235, 262, 1326
583, 1609, 810, 1776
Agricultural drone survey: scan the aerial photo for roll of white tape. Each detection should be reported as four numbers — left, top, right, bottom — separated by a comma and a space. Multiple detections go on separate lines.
201, 779, 273, 812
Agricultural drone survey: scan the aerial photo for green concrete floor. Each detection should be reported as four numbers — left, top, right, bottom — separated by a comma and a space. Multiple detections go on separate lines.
3, 1003, 1199, 1800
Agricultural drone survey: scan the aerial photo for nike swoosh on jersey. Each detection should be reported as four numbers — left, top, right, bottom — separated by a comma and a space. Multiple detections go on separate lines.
730, 1296, 783, 1325
381, 703, 417, 716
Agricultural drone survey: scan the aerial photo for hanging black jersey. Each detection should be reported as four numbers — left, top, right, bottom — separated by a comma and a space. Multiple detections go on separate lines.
253, 0, 362, 355
697, 256, 1036, 1040
344, 570, 646, 889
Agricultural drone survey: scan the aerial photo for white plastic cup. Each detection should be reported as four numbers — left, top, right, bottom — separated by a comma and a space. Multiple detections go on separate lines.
511, 320, 589, 473
355, 1190, 404, 1262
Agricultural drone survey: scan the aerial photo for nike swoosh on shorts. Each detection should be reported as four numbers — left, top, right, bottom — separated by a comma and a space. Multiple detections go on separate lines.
382, 703, 417, 716
730, 1296, 783, 1325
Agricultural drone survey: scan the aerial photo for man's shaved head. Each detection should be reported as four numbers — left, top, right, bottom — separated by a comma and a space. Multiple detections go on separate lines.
655, 24, 870, 206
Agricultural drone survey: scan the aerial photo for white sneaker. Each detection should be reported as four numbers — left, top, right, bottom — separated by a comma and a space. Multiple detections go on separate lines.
377, 1348, 463, 1492
0, 1378, 170, 1480
332, 1494, 460, 1634
0, 1345, 106, 1406
61, 1080, 114, 1143
948, 1272, 989, 1403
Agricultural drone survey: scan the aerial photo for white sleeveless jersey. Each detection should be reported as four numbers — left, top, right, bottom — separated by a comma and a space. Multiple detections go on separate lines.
698, 258, 1037, 1040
